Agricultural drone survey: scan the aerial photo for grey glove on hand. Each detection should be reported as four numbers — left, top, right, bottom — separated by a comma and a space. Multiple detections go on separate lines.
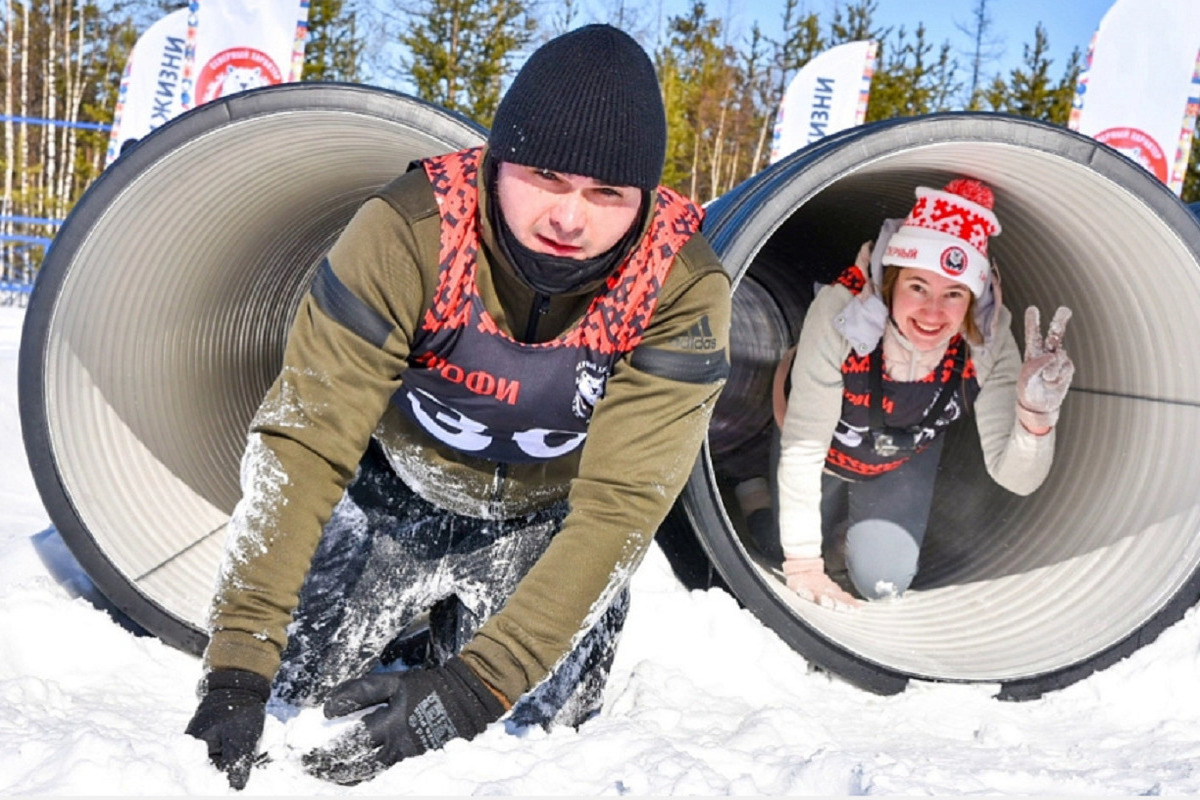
1016, 305, 1075, 432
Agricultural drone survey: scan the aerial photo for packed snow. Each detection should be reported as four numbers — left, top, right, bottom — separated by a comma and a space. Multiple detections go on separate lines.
4, 301, 1200, 795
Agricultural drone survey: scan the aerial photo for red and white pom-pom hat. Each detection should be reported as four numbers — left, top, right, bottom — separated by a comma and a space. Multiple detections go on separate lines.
882, 178, 1001, 298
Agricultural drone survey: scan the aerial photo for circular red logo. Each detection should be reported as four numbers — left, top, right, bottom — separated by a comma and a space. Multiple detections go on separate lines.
1095, 127, 1169, 182
194, 48, 283, 106
940, 246, 968, 276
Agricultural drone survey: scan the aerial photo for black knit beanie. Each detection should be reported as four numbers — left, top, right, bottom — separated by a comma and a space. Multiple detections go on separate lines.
488, 24, 667, 191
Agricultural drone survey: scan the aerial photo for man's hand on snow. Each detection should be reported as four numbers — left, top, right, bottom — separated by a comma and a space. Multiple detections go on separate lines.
302, 656, 507, 785
185, 668, 271, 790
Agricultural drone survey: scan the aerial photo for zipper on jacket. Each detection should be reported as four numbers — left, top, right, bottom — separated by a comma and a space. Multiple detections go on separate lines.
522, 293, 550, 342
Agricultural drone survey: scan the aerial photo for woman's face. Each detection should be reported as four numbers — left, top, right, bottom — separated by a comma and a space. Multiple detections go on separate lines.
889, 267, 972, 351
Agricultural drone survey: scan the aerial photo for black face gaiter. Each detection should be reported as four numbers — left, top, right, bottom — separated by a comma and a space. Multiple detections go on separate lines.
488, 161, 648, 295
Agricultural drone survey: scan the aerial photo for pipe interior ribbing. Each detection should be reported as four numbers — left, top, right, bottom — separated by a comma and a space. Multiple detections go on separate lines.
21, 86, 485, 646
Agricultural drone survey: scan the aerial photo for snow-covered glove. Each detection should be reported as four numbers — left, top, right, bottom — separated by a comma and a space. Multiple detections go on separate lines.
184, 668, 271, 791
783, 556, 860, 610
1016, 305, 1075, 432
302, 656, 507, 786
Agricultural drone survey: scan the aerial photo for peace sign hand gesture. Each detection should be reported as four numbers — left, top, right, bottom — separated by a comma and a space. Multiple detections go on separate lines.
1016, 306, 1075, 434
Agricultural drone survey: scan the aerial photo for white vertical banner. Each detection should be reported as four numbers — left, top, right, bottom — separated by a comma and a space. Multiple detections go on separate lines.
769, 40, 877, 166
180, 0, 310, 112
1069, 0, 1200, 195
105, 8, 190, 167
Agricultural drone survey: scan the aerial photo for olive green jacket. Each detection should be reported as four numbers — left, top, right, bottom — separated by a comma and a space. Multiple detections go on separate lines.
203, 154, 732, 704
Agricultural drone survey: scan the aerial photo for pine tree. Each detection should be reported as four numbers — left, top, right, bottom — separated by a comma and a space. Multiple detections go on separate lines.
828, 0, 884, 46
956, 0, 1004, 109
866, 23, 960, 121
393, 0, 536, 126
820, 0, 961, 123
772, 0, 825, 87
982, 23, 1079, 124
303, 0, 364, 82
1182, 134, 1200, 204
656, 0, 737, 202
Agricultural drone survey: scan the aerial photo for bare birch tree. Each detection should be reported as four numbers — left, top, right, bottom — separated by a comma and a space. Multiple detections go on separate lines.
3, 0, 13, 280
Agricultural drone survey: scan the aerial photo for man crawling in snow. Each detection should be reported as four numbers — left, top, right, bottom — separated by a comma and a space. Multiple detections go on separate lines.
183, 23, 732, 790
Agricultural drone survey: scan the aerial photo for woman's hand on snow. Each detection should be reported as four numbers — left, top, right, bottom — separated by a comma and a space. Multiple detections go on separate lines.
1016, 305, 1075, 434
783, 557, 860, 610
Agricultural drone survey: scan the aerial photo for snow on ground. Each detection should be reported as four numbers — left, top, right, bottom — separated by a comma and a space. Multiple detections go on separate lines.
4, 301, 1200, 795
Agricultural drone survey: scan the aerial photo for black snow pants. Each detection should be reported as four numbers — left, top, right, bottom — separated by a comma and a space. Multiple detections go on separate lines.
273, 440, 629, 730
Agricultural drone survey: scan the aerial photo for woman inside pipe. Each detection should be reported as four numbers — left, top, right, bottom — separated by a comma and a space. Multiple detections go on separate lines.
765, 178, 1074, 608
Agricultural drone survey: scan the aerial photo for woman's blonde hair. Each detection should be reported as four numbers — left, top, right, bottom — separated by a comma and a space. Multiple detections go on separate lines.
880, 266, 982, 346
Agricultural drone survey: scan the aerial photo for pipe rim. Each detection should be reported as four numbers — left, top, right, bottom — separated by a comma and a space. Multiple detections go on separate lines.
19, 83, 486, 653
691, 112, 1200, 696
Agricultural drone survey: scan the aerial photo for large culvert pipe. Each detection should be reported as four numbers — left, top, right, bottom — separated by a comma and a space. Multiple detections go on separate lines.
682, 112, 1200, 699
19, 83, 486, 654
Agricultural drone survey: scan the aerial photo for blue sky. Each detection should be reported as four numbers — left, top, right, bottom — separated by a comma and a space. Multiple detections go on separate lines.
657, 0, 1115, 81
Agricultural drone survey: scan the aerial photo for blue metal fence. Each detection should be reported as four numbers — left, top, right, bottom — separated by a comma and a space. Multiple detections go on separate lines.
0, 279, 32, 306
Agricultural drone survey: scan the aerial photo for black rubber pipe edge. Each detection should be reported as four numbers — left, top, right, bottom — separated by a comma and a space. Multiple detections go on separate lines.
682, 112, 1200, 699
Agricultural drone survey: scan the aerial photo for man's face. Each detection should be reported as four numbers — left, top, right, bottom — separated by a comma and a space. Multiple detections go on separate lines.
495, 162, 642, 260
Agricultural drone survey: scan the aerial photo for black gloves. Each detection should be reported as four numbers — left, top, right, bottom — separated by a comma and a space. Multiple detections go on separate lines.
302, 656, 507, 785
186, 658, 505, 786
185, 668, 271, 790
